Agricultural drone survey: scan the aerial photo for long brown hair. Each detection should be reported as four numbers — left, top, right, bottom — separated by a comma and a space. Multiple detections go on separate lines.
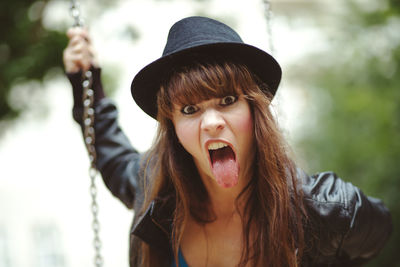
136, 61, 306, 267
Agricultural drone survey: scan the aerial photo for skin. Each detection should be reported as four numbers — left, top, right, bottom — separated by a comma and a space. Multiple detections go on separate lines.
172, 95, 255, 197
64, 28, 257, 266
63, 27, 97, 73
172, 95, 256, 266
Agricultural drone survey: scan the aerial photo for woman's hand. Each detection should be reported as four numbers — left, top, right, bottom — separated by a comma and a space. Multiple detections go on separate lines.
63, 27, 98, 73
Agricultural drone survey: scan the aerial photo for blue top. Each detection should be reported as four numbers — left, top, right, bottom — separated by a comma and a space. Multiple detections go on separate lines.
171, 249, 189, 267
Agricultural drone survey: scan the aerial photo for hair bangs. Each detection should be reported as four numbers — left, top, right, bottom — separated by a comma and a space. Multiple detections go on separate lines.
157, 62, 256, 119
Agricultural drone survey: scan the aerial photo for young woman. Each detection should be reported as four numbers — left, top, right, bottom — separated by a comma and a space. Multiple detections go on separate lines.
64, 16, 392, 267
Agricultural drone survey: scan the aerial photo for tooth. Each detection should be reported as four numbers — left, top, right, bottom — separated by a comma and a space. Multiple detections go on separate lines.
208, 142, 228, 150
218, 143, 227, 149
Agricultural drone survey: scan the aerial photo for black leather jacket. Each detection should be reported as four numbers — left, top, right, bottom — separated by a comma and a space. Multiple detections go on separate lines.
68, 69, 392, 267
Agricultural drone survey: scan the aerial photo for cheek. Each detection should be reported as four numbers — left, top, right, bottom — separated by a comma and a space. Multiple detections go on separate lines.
238, 118, 254, 149
233, 106, 254, 137
231, 105, 255, 155
174, 120, 198, 155
237, 113, 253, 133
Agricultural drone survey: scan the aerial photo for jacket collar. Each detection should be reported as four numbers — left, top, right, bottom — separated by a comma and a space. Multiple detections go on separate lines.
131, 197, 175, 252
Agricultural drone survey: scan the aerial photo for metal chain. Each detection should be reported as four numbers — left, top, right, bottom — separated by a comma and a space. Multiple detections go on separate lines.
262, 0, 275, 55
70, 0, 84, 27
82, 71, 104, 267
70, 2, 104, 267
69, 2, 273, 267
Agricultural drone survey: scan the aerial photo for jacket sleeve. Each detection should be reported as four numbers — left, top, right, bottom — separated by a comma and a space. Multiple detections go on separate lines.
68, 67, 144, 209
299, 170, 392, 266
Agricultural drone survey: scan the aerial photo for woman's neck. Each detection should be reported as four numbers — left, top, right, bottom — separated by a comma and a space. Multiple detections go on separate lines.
202, 173, 252, 220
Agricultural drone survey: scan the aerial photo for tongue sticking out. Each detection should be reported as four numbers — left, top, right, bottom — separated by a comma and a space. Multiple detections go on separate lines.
210, 146, 239, 188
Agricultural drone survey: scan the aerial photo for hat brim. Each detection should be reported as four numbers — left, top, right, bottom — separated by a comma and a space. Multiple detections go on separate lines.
131, 42, 281, 119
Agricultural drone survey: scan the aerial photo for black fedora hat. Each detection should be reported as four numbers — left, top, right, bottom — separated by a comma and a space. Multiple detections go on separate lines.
131, 16, 281, 119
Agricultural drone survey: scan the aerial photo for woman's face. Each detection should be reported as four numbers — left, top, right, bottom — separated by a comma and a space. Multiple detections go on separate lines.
172, 94, 255, 189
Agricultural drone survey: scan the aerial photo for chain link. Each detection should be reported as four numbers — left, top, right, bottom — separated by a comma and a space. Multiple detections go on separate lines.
70, 0, 84, 27
83, 55, 104, 267
69, 1, 103, 267
262, 0, 275, 54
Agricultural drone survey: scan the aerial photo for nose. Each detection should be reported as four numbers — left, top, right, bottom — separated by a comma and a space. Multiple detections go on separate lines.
201, 109, 225, 135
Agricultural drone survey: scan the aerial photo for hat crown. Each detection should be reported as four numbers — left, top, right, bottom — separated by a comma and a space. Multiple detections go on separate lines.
163, 16, 243, 56
132, 16, 281, 119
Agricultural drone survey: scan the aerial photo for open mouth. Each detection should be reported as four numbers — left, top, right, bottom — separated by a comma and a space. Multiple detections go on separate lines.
207, 142, 239, 188
208, 142, 236, 166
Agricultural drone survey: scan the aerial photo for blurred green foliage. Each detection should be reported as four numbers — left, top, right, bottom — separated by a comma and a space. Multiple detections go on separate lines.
0, 0, 67, 123
293, 0, 400, 266
0, 0, 125, 137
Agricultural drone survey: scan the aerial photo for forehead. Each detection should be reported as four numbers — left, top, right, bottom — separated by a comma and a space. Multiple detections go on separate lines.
172, 96, 224, 111
157, 62, 257, 119
166, 63, 247, 106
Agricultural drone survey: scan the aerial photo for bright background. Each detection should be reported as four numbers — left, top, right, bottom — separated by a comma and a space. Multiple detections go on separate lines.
0, 0, 398, 266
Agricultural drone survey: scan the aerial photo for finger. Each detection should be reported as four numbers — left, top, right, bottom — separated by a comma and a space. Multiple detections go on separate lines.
67, 27, 88, 37
70, 54, 91, 72
68, 36, 90, 52
88, 44, 97, 57
64, 45, 93, 72
66, 39, 94, 61
88, 45, 99, 67
67, 27, 91, 43
71, 42, 86, 54
79, 56, 91, 71
63, 46, 78, 63
63, 51, 81, 73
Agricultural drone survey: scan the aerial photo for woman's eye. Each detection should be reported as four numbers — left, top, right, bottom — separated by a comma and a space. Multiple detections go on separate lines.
220, 95, 238, 106
181, 105, 199, 115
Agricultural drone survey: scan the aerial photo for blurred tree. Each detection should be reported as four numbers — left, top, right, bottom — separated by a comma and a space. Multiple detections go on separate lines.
0, 0, 127, 137
292, 0, 400, 266
0, 0, 67, 124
